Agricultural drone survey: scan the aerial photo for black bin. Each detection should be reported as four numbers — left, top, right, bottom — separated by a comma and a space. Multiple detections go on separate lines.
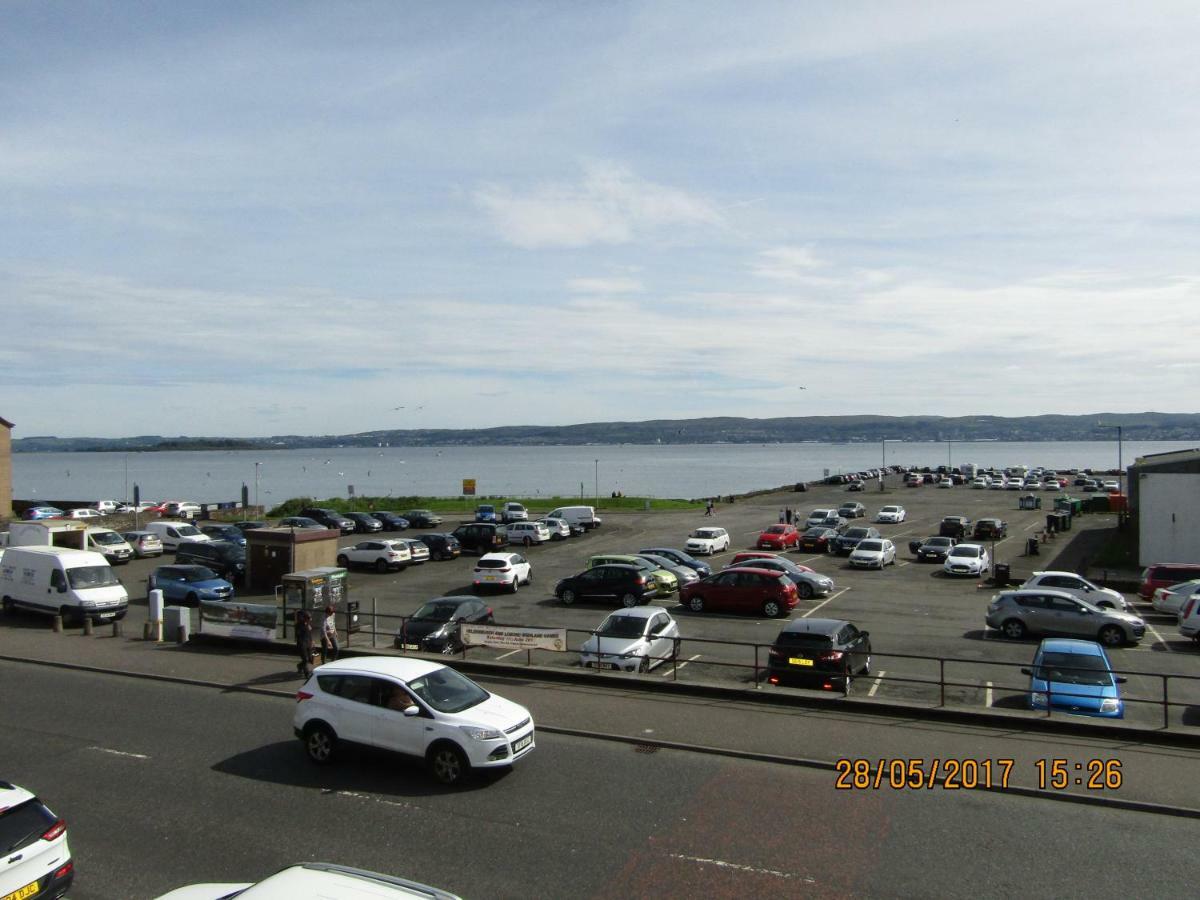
1045, 513, 1058, 533
346, 600, 361, 634
994, 562, 1011, 586
1026, 537, 1040, 556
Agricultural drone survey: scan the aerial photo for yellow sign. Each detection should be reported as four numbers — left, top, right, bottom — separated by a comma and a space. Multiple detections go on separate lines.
462, 478, 476, 496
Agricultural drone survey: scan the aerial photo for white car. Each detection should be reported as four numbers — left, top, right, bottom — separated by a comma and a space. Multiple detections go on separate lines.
336, 539, 412, 572
805, 509, 837, 528
507, 521, 551, 546
66, 507, 104, 520
1021, 571, 1130, 611
989, 478, 1007, 490
971, 477, 989, 489
937, 478, 953, 488
93, 499, 121, 515
293, 656, 535, 786
501, 502, 529, 522
163, 501, 202, 518
538, 517, 572, 540
579, 607, 681, 673
145, 520, 213, 551
1041, 480, 1061, 492
943, 543, 990, 576
848, 538, 897, 569
1101, 480, 1120, 492
0, 782, 73, 900
155, 862, 462, 900
473, 552, 531, 592
685, 527, 731, 555
875, 505, 906, 524
1152, 578, 1200, 615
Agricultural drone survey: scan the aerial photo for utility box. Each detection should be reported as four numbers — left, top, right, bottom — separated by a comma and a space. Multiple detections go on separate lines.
281, 567, 358, 633
1019, 494, 1042, 510
4, 521, 88, 550
244, 527, 339, 592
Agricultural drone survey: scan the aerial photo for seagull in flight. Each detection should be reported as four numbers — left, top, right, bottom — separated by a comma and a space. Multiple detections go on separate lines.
394, 406, 405, 410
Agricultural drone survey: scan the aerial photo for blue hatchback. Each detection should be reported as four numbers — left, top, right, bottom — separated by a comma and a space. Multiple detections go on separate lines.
148, 565, 235, 607
1023, 638, 1126, 718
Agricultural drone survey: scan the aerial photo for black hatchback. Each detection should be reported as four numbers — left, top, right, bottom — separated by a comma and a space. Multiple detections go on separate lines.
371, 511, 410, 531
555, 564, 658, 608
416, 533, 461, 561
766, 618, 871, 690
393, 595, 495, 654
174, 540, 246, 583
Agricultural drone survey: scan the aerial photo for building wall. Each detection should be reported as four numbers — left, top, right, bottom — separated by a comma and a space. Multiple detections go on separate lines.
0, 418, 12, 520
1137, 473, 1200, 566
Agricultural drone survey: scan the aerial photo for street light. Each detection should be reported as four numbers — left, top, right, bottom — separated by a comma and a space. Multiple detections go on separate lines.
254, 461, 262, 513
594, 459, 599, 505
1097, 423, 1123, 473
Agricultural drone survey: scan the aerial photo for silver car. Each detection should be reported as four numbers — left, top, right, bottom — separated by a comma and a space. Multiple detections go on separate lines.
724, 557, 835, 599
637, 554, 699, 588
1020, 571, 1129, 611
579, 607, 680, 673
985, 589, 1145, 647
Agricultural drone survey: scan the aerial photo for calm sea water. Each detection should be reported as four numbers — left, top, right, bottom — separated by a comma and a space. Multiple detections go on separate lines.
11, 441, 1193, 507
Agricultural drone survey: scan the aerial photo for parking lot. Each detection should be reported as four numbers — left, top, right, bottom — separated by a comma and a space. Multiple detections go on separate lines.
29, 471, 1200, 731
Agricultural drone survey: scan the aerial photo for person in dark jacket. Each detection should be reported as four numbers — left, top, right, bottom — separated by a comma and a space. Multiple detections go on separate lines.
295, 609, 314, 678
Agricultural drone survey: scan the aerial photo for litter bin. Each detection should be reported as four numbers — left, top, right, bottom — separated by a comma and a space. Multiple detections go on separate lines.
1059, 511, 1072, 531
1046, 513, 1058, 533
1020, 494, 1042, 510
1026, 537, 1040, 556
994, 562, 1011, 586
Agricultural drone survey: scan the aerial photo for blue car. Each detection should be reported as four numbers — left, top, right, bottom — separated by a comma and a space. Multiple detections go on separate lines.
474, 504, 497, 523
639, 547, 712, 578
148, 565, 235, 607
199, 524, 248, 547
23, 506, 65, 520
1023, 638, 1126, 718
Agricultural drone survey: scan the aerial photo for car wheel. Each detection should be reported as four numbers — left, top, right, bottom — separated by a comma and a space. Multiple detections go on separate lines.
510, 578, 519, 594
1001, 619, 1026, 640
638, 657, 650, 674
523, 537, 532, 547
620, 592, 638, 608
525, 570, 533, 585
441, 643, 458, 655
304, 724, 337, 765
1, 597, 12, 616
797, 582, 814, 599
560, 589, 576, 605
688, 595, 705, 613
763, 599, 781, 618
427, 743, 469, 786
862, 654, 872, 675
375, 558, 389, 573
1098, 625, 1125, 647
336, 554, 349, 567
671, 638, 681, 661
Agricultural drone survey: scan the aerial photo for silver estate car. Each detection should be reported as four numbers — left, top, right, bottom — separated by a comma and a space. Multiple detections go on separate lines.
985, 589, 1145, 647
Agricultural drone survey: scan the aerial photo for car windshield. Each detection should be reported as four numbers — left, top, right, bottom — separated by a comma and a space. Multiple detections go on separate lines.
67, 566, 120, 589
766, 526, 786, 534
176, 525, 202, 537
691, 530, 719, 538
846, 529, 868, 538
412, 602, 461, 622
407, 667, 489, 714
596, 614, 647, 637
857, 540, 883, 551
91, 531, 123, 545
183, 567, 219, 582
1033, 652, 1114, 686
949, 546, 981, 558
881, 507, 898, 513
927, 538, 952, 547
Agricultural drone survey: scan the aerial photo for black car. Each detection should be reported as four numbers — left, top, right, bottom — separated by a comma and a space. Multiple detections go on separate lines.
915, 536, 958, 562
233, 520, 268, 532
766, 618, 871, 690
450, 522, 509, 554
299, 507, 357, 534
371, 511, 411, 531
403, 509, 443, 528
833, 526, 881, 555
393, 596, 494, 654
344, 512, 384, 534
973, 518, 1009, 540
174, 540, 247, 583
798, 526, 838, 553
416, 533, 461, 561
555, 564, 658, 607
938, 516, 971, 539
199, 524, 248, 547
638, 547, 712, 578
277, 516, 325, 529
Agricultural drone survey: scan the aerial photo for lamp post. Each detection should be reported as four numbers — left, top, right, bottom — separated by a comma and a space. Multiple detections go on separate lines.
1097, 423, 1123, 473
594, 459, 599, 505
947, 439, 955, 470
254, 461, 261, 513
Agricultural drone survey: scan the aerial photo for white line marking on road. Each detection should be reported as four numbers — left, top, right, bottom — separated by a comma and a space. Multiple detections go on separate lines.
663, 653, 702, 676
87, 746, 149, 760
891, 528, 914, 539
795, 555, 827, 565
802, 587, 849, 618
1023, 521, 1041, 531
331, 790, 417, 810
895, 560, 911, 568
1143, 621, 1173, 651
985, 681, 994, 707
867, 671, 886, 697
668, 853, 815, 882
494, 648, 525, 660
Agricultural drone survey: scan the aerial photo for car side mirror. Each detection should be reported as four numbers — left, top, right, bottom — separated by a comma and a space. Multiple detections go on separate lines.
1020, 667, 1032, 676
402, 705, 420, 716
1115, 676, 1128, 684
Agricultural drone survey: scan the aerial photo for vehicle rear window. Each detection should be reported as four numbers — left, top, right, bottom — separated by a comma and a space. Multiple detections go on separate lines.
91, 531, 124, 545
775, 632, 833, 649
476, 559, 508, 569
0, 798, 57, 854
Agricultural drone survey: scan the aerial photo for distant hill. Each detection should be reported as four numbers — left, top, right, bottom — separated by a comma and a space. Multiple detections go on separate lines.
11, 412, 1200, 451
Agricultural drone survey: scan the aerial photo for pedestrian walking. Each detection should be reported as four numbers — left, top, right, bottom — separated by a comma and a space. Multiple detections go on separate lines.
295, 609, 314, 678
779, 508, 786, 524
704, 499, 714, 517
320, 604, 339, 663
785, 507, 793, 525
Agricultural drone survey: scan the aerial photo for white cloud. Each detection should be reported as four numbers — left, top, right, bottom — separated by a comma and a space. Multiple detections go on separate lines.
566, 276, 645, 294
473, 162, 721, 249
751, 246, 824, 281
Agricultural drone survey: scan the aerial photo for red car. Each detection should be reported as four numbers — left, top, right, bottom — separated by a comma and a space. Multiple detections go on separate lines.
757, 524, 799, 551
680, 567, 799, 618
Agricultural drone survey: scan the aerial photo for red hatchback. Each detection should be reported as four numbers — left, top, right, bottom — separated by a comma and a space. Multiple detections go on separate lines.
757, 524, 800, 551
679, 567, 799, 618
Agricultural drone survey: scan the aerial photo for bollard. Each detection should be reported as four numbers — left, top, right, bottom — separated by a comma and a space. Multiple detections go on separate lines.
52, 615, 63, 633
112, 621, 122, 638
143, 621, 152, 641
83, 617, 94, 636
176, 622, 190, 644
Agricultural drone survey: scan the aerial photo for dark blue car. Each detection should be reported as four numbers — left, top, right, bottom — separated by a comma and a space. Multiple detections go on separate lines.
148, 565, 235, 607
1022, 638, 1125, 718
638, 547, 712, 578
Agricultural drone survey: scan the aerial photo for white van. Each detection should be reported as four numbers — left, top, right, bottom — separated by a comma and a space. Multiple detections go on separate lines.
86, 527, 135, 565
545, 506, 603, 531
146, 520, 212, 551
0, 546, 129, 623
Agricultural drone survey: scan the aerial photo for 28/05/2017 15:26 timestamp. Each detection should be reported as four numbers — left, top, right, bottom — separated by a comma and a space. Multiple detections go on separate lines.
834, 758, 1123, 791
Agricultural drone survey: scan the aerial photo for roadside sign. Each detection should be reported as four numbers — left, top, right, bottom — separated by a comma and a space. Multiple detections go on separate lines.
462, 478, 476, 496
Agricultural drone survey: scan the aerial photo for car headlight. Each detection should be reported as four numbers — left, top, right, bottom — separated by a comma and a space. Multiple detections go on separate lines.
1100, 698, 1121, 713
1031, 692, 1048, 707
460, 725, 504, 741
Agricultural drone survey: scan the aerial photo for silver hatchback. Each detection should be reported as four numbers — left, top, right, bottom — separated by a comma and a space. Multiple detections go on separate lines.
985, 589, 1145, 647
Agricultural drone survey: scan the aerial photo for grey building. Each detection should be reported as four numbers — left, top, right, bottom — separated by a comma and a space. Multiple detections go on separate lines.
1128, 447, 1200, 567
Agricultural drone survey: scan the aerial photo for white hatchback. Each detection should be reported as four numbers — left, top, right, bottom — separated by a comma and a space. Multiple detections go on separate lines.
293, 657, 535, 786
875, 505, 906, 524
943, 543, 990, 576
473, 552, 532, 592
336, 539, 412, 572
0, 782, 73, 900
580, 607, 681, 673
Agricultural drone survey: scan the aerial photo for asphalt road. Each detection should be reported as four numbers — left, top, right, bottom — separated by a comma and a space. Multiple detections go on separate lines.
3, 660, 1198, 900
86, 474, 1200, 731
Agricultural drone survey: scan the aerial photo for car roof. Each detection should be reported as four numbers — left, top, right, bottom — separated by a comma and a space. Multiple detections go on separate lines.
315, 655, 445, 681
1037, 638, 1107, 657
722, 566, 785, 577
601, 606, 661, 620
778, 617, 850, 635
0, 781, 37, 811
423, 595, 477, 606
479, 552, 518, 561
998, 588, 1079, 601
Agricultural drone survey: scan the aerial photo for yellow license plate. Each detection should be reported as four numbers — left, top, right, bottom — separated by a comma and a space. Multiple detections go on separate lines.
3, 881, 40, 900
788, 657, 814, 667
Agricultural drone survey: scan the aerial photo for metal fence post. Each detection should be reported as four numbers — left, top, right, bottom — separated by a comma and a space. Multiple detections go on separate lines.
1162, 674, 1169, 729
939, 658, 945, 707
372, 597, 377, 648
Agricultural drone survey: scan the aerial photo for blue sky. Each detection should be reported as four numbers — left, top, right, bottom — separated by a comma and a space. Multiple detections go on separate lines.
3, 1, 1198, 438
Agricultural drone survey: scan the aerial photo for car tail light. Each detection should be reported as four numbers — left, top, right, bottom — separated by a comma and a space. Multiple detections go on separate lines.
768, 675, 780, 684
486, 607, 493, 616
54, 861, 74, 879
818, 650, 845, 663
1183, 598, 1197, 618
634, 576, 645, 585
41, 818, 67, 841
296, 690, 314, 702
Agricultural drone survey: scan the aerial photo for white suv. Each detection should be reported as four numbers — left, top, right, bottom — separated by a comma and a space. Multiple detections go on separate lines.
507, 522, 550, 546
685, 527, 731, 555
501, 502, 529, 523
473, 552, 532, 592
336, 539, 413, 572
293, 657, 536, 786
0, 781, 73, 900
156, 862, 462, 899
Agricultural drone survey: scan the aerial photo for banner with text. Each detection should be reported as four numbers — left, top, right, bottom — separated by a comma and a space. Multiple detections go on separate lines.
199, 600, 278, 641
462, 478, 476, 495
461, 624, 566, 652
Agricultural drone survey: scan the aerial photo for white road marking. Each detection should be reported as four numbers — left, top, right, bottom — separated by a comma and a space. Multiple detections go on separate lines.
494, 648, 525, 660
895, 560, 911, 568
1143, 621, 1173, 651
985, 681, 994, 707
795, 554, 828, 565
867, 671, 886, 697
1023, 521, 1042, 531
668, 853, 815, 882
802, 587, 849, 618
87, 746, 149, 760
331, 789, 418, 810
664, 653, 702, 676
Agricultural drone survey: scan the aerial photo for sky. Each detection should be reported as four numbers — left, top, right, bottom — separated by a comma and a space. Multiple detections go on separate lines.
4, 1, 1199, 438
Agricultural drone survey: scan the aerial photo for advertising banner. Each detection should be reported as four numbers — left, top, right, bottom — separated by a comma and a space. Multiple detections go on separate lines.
461, 624, 566, 652
199, 600, 278, 641
462, 478, 476, 496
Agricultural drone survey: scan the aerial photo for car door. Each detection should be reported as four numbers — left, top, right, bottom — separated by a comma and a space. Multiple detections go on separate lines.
368, 677, 430, 758
1013, 594, 1051, 633
319, 674, 376, 745
734, 572, 764, 613
704, 572, 739, 611
1044, 595, 1093, 638
574, 567, 609, 600
646, 612, 674, 663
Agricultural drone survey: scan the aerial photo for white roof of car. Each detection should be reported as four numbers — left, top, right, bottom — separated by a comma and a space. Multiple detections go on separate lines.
478, 552, 519, 563
0, 781, 36, 812
157, 863, 460, 899
314, 656, 445, 682
600, 606, 662, 621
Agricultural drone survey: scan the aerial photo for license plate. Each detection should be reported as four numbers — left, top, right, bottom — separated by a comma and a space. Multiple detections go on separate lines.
3, 881, 40, 900
98, 612, 114, 619
788, 657, 814, 667
595, 662, 616, 670
484, 575, 499, 582
512, 733, 533, 753
402, 643, 420, 651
